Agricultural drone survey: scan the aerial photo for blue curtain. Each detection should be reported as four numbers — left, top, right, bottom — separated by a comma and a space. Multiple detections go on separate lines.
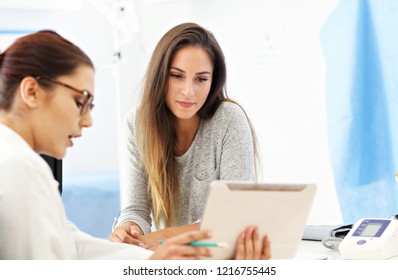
320, 0, 398, 223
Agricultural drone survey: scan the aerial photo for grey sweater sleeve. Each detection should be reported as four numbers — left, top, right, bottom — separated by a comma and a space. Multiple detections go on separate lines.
218, 102, 254, 180
116, 109, 152, 234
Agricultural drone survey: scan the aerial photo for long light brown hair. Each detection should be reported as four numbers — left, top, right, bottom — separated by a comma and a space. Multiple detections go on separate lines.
136, 22, 259, 228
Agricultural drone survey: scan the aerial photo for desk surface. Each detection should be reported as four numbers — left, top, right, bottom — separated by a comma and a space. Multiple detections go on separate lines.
295, 240, 342, 260
296, 240, 398, 260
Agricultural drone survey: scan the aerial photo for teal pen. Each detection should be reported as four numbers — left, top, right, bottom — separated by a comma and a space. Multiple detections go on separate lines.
188, 241, 228, 248
159, 240, 228, 248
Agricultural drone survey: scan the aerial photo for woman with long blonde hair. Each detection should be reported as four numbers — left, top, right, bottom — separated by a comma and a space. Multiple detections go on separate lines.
111, 22, 262, 251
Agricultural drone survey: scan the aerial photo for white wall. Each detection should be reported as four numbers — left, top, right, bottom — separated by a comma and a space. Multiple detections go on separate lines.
0, 0, 120, 174
0, 0, 343, 224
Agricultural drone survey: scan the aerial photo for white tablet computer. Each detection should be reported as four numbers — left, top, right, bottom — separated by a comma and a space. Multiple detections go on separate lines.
199, 181, 317, 259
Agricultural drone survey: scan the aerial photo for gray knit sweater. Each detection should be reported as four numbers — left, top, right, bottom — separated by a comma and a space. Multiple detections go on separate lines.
116, 102, 254, 234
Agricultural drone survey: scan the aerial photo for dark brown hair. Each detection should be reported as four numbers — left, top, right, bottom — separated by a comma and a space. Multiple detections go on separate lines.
0, 30, 93, 110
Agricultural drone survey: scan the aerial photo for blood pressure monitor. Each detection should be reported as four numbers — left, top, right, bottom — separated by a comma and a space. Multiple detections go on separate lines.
339, 218, 398, 259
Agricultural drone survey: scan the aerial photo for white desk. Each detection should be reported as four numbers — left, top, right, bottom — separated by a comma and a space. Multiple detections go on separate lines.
296, 240, 398, 260
295, 240, 342, 259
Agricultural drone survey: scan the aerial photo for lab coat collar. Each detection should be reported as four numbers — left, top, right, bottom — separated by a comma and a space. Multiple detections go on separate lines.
0, 123, 33, 152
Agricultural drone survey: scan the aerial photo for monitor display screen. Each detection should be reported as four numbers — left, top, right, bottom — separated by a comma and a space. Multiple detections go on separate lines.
359, 223, 383, 237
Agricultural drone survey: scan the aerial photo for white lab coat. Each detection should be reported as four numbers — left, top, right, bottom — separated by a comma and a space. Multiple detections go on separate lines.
0, 124, 152, 260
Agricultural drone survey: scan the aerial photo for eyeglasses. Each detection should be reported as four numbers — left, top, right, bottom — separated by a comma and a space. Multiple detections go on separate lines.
36, 76, 94, 115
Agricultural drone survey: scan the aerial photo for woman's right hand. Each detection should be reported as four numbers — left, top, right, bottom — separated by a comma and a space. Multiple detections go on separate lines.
234, 226, 271, 260
148, 230, 213, 260
109, 222, 145, 247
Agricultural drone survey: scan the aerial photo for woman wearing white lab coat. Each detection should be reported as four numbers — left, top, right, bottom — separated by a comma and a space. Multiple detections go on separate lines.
0, 30, 209, 260
0, 30, 270, 260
